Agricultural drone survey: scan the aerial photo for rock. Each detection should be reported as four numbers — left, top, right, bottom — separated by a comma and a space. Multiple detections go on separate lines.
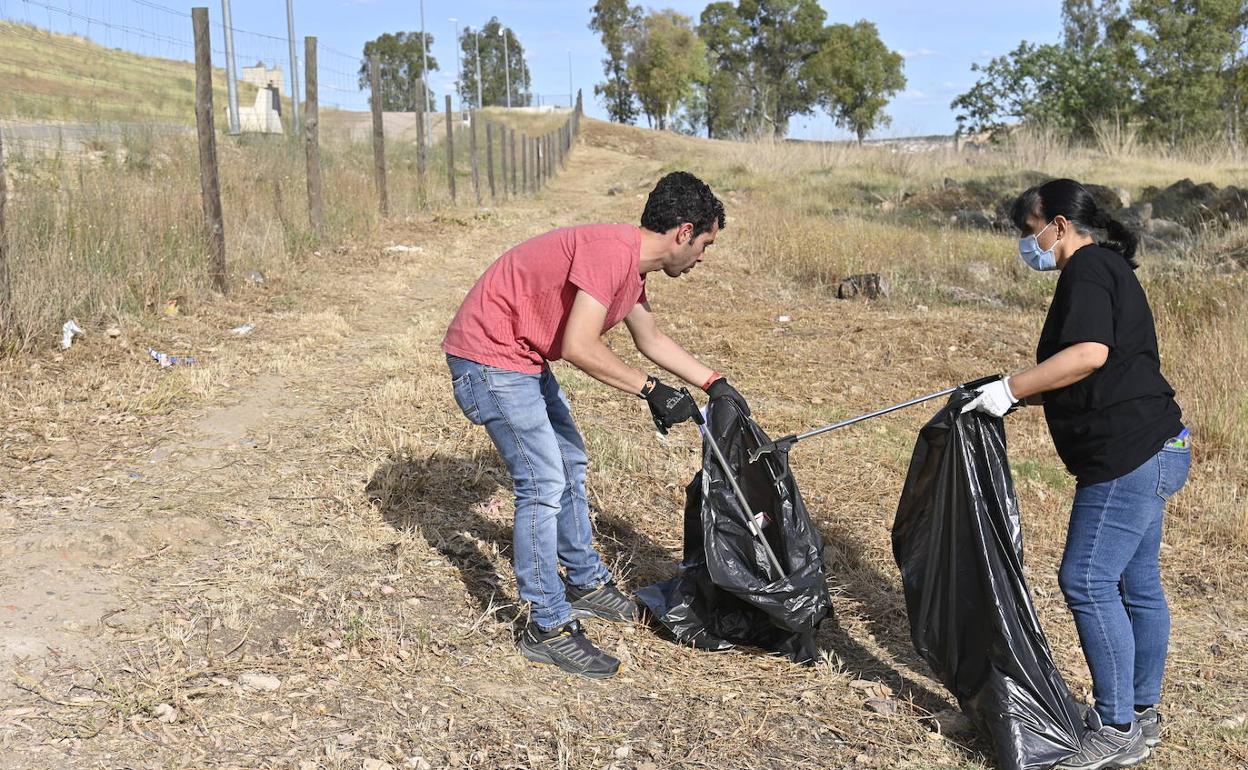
245, 270, 266, 285
606, 186, 624, 196
1083, 183, 1124, 212
151, 703, 178, 723
1218, 714, 1247, 730
1145, 218, 1190, 241
964, 261, 994, 285
614, 746, 632, 759
951, 209, 996, 230
849, 679, 893, 699
106, 327, 122, 338
337, 732, 361, 747
239, 673, 281, 692
930, 708, 974, 736
1203, 185, 1248, 224
1146, 179, 1219, 225
865, 697, 898, 716
837, 273, 890, 300
1120, 201, 1153, 230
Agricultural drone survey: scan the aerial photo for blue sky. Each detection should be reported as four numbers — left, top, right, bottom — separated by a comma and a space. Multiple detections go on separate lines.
2, 0, 1066, 138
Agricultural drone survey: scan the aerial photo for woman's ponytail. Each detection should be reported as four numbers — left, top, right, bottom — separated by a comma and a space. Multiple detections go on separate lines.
1091, 208, 1140, 269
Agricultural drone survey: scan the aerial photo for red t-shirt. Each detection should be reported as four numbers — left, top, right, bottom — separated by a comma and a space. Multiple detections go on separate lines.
442, 224, 648, 373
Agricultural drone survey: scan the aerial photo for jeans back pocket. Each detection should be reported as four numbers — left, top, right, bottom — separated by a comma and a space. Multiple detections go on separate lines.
451, 371, 484, 425
1157, 440, 1191, 501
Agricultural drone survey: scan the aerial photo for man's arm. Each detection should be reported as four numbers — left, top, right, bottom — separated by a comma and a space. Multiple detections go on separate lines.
561, 290, 650, 395
623, 301, 715, 387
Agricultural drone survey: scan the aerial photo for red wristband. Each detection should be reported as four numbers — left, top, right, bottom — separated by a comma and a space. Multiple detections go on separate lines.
701, 371, 722, 391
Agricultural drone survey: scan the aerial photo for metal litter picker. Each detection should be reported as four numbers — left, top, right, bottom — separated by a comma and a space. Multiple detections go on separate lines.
747, 375, 1002, 464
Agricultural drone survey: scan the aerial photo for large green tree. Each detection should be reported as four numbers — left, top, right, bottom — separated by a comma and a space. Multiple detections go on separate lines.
736, 0, 829, 136
951, 42, 1136, 137
698, 2, 754, 138
1131, 0, 1245, 144
806, 21, 906, 142
357, 32, 439, 111
628, 10, 708, 130
456, 18, 530, 108
1061, 0, 1123, 53
589, 0, 643, 123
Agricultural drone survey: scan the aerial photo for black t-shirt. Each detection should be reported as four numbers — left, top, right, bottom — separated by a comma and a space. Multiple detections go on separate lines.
1036, 244, 1183, 485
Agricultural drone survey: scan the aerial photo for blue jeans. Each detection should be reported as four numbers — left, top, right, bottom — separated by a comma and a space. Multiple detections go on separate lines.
1058, 437, 1191, 725
446, 355, 611, 630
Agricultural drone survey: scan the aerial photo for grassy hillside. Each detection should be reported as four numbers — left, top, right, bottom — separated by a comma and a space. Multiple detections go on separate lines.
0, 19, 269, 125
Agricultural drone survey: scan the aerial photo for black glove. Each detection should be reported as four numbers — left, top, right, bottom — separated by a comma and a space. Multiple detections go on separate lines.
706, 377, 751, 416
640, 376, 699, 434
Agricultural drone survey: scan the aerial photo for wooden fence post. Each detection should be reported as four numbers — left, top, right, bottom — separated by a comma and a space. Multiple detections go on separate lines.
498, 125, 508, 199
486, 122, 496, 201
510, 128, 518, 196
0, 125, 9, 320
521, 133, 528, 195
415, 80, 427, 207
192, 7, 227, 293
469, 112, 481, 206
304, 36, 323, 231
369, 57, 388, 217
444, 95, 456, 203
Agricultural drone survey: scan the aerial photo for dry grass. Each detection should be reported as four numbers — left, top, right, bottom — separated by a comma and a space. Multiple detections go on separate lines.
0, 118, 1245, 770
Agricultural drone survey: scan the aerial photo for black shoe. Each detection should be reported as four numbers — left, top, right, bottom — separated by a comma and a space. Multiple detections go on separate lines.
1134, 706, 1162, 748
1057, 709, 1150, 770
517, 619, 620, 679
566, 580, 638, 623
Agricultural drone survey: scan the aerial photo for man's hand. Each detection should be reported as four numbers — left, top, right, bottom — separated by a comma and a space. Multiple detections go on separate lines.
961, 377, 1018, 417
641, 376, 699, 434
706, 377, 751, 416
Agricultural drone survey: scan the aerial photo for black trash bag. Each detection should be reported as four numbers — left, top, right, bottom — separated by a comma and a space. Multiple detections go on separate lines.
893, 392, 1084, 770
637, 398, 831, 664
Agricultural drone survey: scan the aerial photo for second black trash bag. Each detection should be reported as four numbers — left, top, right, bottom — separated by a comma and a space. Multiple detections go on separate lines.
637, 397, 830, 663
893, 391, 1084, 770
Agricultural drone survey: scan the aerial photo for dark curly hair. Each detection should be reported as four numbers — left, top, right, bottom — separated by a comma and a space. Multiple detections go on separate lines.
640, 171, 726, 238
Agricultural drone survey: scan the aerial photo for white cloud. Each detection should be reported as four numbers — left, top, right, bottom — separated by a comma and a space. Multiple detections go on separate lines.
900, 48, 941, 59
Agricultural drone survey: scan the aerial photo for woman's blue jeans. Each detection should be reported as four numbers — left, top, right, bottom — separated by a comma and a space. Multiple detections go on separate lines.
1059, 439, 1191, 725
446, 355, 612, 631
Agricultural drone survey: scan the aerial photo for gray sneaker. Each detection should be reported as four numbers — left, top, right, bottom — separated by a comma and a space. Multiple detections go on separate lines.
518, 620, 620, 679
1134, 707, 1162, 748
1058, 709, 1151, 770
566, 580, 638, 623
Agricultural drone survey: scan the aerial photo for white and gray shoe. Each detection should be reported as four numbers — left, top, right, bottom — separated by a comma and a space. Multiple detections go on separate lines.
1134, 706, 1162, 748
1058, 710, 1151, 770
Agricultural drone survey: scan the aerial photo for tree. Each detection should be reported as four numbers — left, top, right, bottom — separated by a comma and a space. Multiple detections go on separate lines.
698, 2, 754, 138
1131, 0, 1244, 144
628, 10, 708, 130
807, 21, 905, 142
951, 42, 1136, 137
357, 32, 438, 111
1062, 0, 1123, 53
734, 0, 829, 137
589, 0, 643, 123
457, 18, 530, 108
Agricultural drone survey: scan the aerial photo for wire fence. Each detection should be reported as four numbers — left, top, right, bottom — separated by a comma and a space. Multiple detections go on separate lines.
0, 3, 584, 351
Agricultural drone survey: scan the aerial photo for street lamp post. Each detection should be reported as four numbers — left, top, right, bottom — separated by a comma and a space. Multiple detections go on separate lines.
500, 27, 511, 109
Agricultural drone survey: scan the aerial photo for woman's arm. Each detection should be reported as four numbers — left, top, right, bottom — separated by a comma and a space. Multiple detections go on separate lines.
1009, 342, 1110, 400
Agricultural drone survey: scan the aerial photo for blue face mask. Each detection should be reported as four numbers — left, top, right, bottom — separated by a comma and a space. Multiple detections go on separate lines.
1019, 221, 1059, 271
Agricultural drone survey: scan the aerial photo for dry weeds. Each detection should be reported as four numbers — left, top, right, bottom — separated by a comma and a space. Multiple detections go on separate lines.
0, 120, 1245, 770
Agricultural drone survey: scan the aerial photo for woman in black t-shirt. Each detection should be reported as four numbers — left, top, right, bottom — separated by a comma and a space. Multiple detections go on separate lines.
963, 179, 1189, 770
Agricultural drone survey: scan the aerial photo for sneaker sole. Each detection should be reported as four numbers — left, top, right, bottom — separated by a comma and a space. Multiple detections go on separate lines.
518, 643, 620, 679
1060, 745, 1151, 770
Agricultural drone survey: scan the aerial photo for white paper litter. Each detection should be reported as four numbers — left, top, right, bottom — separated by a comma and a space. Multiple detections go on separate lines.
60, 319, 85, 350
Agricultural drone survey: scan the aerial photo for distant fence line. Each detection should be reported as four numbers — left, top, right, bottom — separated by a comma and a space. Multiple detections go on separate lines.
0, 6, 585, 340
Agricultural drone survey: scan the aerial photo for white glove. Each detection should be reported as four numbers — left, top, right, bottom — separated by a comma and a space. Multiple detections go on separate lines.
961, 377, 1018, 417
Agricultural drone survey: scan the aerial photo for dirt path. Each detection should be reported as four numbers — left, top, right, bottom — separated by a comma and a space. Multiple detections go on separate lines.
2, 122, 1245, 770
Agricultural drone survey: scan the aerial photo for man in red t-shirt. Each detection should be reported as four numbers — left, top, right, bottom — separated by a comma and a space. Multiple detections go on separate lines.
443, 172, 749, 678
